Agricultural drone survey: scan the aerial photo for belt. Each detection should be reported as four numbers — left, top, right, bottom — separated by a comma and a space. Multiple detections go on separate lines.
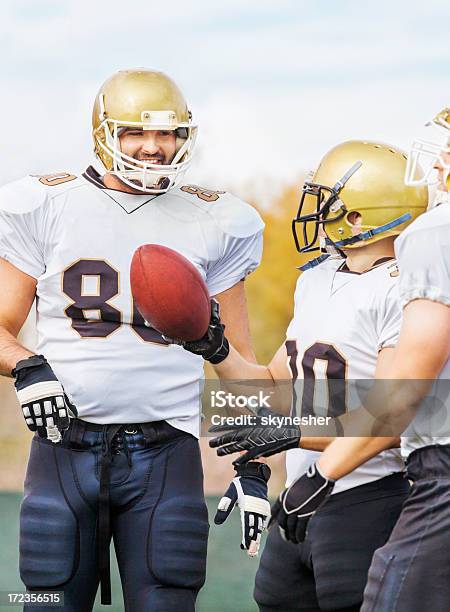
63, 419, 187, 605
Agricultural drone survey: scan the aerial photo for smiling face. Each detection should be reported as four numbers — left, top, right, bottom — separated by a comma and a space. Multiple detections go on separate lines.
118, 128, 177, 166
101, 127, 182, 194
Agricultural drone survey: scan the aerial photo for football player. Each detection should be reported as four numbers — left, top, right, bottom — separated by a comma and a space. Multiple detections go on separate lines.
0, 69, 266, 611
182, 140, 429, 611
289, 111, 450, 612
404, 107, 450, 206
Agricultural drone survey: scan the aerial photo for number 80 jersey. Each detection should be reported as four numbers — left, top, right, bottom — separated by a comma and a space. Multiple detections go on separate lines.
0, 169, 264, 436
285, 256, 404, 494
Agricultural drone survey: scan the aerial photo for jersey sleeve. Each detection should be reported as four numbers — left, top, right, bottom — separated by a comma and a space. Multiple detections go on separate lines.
376, 282, 402, 351
205, 194, 264, 296
0, 178, 46, 278
395, 221, 450, 308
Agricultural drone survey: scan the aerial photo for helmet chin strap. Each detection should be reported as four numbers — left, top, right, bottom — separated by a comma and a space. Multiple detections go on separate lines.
325, 212, 412, 248
115, 170, 173, 193
140, 167, 171, 191
298, 212, 412, 271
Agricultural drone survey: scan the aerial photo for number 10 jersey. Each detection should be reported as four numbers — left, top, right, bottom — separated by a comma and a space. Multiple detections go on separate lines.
285, 256, 404, 494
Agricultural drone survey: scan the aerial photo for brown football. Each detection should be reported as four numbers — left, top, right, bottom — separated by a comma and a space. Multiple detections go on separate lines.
130, 244, 211, 341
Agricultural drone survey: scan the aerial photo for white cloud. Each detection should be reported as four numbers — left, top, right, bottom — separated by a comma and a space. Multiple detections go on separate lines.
0, 0, 448, 204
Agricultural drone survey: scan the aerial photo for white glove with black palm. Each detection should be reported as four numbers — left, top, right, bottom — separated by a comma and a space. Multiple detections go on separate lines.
215, 461, 271, 557
12, 354, 77, 443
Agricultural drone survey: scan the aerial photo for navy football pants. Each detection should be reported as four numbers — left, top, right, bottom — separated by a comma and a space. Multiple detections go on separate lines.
362, 444, 450, 612
254, 473, 409, 611
19, 423, 209, 611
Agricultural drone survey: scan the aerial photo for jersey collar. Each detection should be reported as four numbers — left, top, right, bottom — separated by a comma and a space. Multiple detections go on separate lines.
330, 256, 395, 297
337, 256, 395, 275
82, 166, 159, 214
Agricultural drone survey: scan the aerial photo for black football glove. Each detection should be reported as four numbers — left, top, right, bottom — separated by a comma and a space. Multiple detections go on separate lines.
209, 407, 301, 464
12, 354, 78, 443
172, 299, 229, 364
270, 462, 334, 544
215, 461, 271, 557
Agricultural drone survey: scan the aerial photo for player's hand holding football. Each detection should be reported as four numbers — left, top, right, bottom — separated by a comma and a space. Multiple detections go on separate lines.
209, 407, 301, 463
271, 462, 334, 543
12, 354, 78, 444
175, 299, 230, 364
215, 461, 271, 557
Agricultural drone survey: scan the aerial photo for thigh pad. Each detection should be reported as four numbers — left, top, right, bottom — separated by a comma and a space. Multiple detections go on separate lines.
20, 495, 78, 588
149, 496, 209, 590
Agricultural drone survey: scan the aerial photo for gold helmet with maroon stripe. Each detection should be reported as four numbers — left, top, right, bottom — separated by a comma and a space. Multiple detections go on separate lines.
92, 68, 197, 194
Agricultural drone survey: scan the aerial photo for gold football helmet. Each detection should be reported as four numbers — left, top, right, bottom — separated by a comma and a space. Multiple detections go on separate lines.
292, 140, 428, 253
92, 68, 197, 193
405, 107, 450, 189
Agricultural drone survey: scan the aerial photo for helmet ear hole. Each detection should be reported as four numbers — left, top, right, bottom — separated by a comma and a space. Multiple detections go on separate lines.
347, 211, 362, 226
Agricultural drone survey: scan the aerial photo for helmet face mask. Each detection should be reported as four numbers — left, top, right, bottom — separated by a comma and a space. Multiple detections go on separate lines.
292, 162, 361, 253
405, 108, 450, 190
293, 181, 345, 253
92, 69, 197, 194
97, 113, 197, 193
292, 141, 429, 255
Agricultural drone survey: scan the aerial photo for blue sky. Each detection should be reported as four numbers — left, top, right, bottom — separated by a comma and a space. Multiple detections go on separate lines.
0, 0, 449, 201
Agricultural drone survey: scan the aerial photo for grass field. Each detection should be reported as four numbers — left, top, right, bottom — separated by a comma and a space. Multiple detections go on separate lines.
0, 493, 264, 611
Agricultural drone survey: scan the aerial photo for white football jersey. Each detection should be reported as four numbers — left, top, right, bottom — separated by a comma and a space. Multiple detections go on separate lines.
285, 256, 404, 494
0, 168, 264, 437
395, 203, 450, 456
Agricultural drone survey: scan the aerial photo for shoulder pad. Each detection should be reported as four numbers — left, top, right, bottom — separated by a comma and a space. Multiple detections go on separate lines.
208, 192, 264, 238
30, 172, 78, 189
298, 255, 343, 284
178, 184, 228, 204
405, 203, 450, 236
0, 172, 80, 215
175, 184, 264, 237
0, 175, 48, 214
29, 172, 81, 198
298, 253, 331, 271
304, 254, 342, 271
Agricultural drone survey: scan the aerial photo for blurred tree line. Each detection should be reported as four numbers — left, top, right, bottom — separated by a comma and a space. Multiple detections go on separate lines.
246, 179, 312, 363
